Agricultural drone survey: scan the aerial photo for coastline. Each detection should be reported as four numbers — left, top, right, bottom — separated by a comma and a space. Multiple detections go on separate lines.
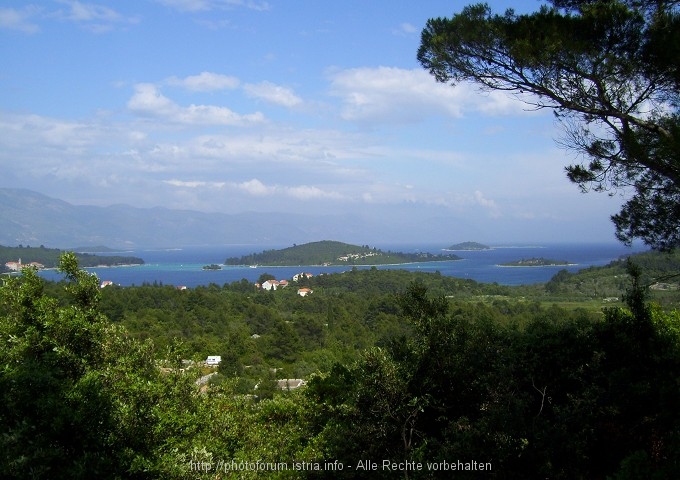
496, 263, 578, 268
232, 258, 461, 268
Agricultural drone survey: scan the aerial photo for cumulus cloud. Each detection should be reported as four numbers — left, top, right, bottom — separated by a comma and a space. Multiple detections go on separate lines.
166, 72, 240, 92
164, 179, 225, 188
328, 66, 533, 123
473, 190, 497, 210
329, 67, 464, 123
286, 185, 343, 200
231, 178, 345, 201
244, 81, 302, 107
127, 84, 176, 116
127, 83, 264, 126
234, 178, 275, 196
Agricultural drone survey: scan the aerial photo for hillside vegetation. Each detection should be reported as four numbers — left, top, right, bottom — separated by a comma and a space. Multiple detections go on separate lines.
2, 251, 679, 479
0, 244, 144, 271
225, 240, 461, 266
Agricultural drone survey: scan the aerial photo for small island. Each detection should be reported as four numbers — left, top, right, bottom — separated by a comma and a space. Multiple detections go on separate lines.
202, 264, 222, 270
445, 241, 492, 251
225, 240, 462, 266
499, 257, 572, 267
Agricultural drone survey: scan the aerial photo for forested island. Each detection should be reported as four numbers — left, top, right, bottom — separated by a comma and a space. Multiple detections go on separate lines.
225, 240, 462, 266
202, 264, 222, 270
445, 241, 491, 250
0, 244, 144, 272
499, 257, 572, 267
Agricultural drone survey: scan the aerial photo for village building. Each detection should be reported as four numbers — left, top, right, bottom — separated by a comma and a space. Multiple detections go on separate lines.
259, 279, 289, 291
293, 272, 314, 282
276, 379, 307, 390
4, 260, 44, 271
261, 279, 280, 291
205, 356, 222, 366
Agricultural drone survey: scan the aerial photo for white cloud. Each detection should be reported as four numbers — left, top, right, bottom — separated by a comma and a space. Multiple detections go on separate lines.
166, 72, 240, 92
328, 67, 535, 124
329, 66, 463, 123
0, 112, 101, 153
235, 178, 275, 196
127, 83, 176, 116
244, 81, 302, 107
286, 185, 343, 200
127, 83, 265, 126
155, 0, 270, 12
164, 179, 225, 188
54, 0, 139, 32
473, 190, 497, 210
0, 6, 41, 33
231, 179, 345, 201
57, 0, 121, 22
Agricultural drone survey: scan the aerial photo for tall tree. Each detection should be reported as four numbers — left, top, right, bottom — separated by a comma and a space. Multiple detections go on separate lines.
0, 254, 202, 479
418, 0, 680, 250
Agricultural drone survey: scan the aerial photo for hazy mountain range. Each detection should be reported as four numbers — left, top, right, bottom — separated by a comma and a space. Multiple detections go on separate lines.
0, 188, 457, 249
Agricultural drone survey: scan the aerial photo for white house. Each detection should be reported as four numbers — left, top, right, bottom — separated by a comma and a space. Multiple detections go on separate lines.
5, 260, 44, 271
297, 288, 313, 297
261, 279, 280, 291
4, 261, 21, 271
277, 379, 307, 390
293, 272, 314, 282
206, 356, 222, 366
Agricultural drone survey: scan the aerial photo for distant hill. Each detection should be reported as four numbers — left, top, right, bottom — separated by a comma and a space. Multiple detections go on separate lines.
225, 240, 462, 266
0, 188, 462, 249
446, 241, 491, 251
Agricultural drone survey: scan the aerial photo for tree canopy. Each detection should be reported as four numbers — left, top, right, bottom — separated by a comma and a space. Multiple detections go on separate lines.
418, 0, 680, 250
2, 252, 680, 478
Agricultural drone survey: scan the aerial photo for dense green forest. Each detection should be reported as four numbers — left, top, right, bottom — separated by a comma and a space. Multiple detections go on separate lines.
0, 244, 144, 272
225, 240, 461, 266
499, 257, 571, 267
445, 241, 491, 250
2, 248, 679, 478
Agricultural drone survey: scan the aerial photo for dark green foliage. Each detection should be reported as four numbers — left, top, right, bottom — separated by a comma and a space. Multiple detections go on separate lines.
446, 241, 490, 250
308, 281, 680, 479
418, 0, 680, 249
2, 252, 680, 478
0, 254, 206, 479
544, 249, 680, 308
225, 240, 461, 266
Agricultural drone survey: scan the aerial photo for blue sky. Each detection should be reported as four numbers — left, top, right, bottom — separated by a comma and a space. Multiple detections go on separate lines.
0, 0, 630, 244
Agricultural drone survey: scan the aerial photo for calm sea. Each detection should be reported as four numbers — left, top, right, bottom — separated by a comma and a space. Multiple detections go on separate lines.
38, 242, 647, 288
